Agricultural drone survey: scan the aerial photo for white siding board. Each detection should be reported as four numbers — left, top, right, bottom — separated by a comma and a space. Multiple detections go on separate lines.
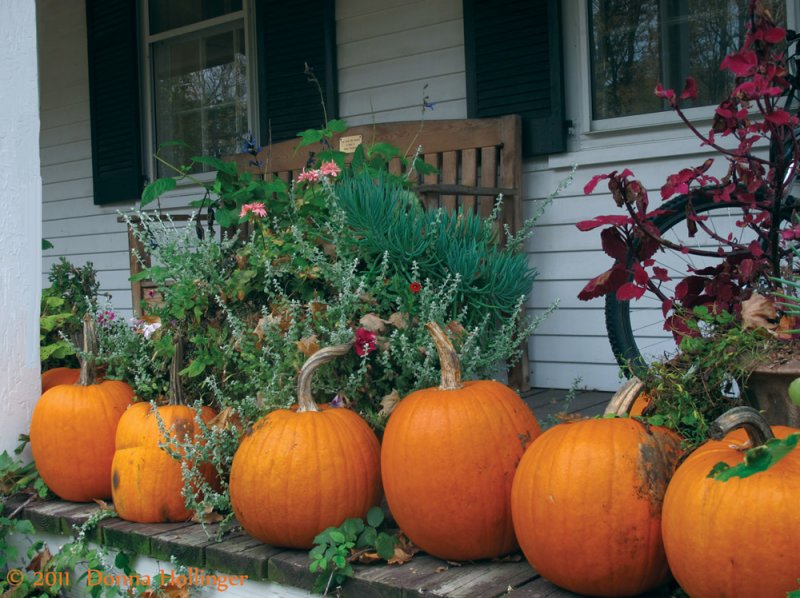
339, 73, 465, 117
338, 47, 464, 92
40, 102, 91, 131
42, 178, 94, 203
336, 0, 461, 44
43, 251, 130, 273
343, 100, 467, 126
41, 159, 92, 185
337, 0, 428, 20
337, 20, 463, 68
40, 120, 91, 148
40, 140, 92, 167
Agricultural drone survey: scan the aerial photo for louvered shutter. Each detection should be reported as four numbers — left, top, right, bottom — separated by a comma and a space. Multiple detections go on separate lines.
86, 0, 143, 205
254, 0, 338, 144
464, 0, 566, 157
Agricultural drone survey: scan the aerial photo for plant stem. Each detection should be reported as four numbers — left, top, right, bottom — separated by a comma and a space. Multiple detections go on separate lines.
426, 322, 463, 391
77, 314, 97, 386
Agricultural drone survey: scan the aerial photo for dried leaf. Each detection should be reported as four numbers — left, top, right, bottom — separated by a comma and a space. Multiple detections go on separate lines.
387, 533, 419, 565
446, 321, 466, 339
387, 312, 408, 329
93, 498, 113, 511
492, 553, 523, 563
296, 335, 320, 358
379, 390, 402, 418
355, 551, 382, 564
26, 546, 52, 572
208, 406, 242, 431
191, 505, 224, 524
435, 566, 448, 573
359, 313, 386, 333
740, 293, 793, 337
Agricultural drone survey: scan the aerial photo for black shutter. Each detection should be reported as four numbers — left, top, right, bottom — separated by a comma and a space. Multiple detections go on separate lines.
464, 0, 566, 157
86, 0, 143, 205
254, 0, 337, 144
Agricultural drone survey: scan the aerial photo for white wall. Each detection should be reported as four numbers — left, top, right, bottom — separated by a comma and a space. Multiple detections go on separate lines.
1, 1, 41, 454
40, 0, 777, 392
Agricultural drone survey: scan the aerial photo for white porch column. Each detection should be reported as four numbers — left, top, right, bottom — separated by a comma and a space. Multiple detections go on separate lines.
0, 2, 42, 455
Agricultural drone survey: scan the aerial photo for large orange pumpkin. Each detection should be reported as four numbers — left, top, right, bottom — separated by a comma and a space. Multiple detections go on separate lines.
229, 342, 382, 549
30, 316, 134, 502
511, 417, 683, 597
111, 338, 217, 523
662, 406, 800, 598
381, 322, 542, 561
41, 367, 79, 393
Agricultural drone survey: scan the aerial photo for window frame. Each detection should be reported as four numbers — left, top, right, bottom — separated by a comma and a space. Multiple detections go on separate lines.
569, 0, 797, 138
138, 0, 259, 183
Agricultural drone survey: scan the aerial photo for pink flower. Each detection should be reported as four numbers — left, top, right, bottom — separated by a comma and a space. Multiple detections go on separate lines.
296, 169, 321, 183
354, 327, 377, 357
240, 202, 267, 218
319, 161, 341, 178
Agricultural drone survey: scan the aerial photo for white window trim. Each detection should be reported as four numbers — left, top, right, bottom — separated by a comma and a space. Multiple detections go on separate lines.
139, 0, 259, 185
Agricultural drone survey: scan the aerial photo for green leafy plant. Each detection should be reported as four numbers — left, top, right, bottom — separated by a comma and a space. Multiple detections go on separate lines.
309, 506, 396, 595
637, 306, 778, 447
0, 436, 49, 501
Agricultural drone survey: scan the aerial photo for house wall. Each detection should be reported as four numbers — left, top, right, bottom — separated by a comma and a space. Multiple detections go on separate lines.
1, 1, 41, 454
39, 0, 785, 392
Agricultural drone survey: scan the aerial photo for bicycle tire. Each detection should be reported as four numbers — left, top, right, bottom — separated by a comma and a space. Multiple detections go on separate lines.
605, 189, 794, 377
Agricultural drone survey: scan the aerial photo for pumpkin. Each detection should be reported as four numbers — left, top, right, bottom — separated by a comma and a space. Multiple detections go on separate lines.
112, 337, 217, 523
229, 342, 382, 549
30, 315, 134, 502
510, 417, 683, 597
662, 406, 800, 598
41, 367, 79, 393
381, 322, 541, 561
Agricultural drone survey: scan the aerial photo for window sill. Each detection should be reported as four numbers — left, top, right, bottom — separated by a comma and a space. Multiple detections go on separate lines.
3, 494, 580, 597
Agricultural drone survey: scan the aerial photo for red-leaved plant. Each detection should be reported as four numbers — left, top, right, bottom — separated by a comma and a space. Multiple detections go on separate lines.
580, 0, 800, 340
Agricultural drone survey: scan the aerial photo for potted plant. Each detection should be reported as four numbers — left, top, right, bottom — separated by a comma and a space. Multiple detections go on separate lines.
581, 0, 800, 429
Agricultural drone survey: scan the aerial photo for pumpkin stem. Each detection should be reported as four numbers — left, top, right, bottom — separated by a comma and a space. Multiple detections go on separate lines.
296, 343, 353, 412
709, 406, 775, 447
77, 313, 98, 386
169, 335, 185, 406
426, 322, 463, 391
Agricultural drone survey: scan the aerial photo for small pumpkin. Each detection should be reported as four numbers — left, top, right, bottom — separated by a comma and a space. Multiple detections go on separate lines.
662, 406, 800, 598
381, 322, 541, 561
41, 367, 79, 393
229, 342, 382, 549
510, 417, 683, 597
30, 315, 134, 502
111, 337, 217, 523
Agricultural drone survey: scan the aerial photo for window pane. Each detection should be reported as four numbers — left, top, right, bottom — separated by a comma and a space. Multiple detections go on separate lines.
153, 26, 248, 175
149, 0, 242, 35
590, 0, 785, 120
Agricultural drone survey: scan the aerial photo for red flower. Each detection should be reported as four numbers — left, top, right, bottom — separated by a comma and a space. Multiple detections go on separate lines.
354, 327, 377, 357
409, 281, 422, 294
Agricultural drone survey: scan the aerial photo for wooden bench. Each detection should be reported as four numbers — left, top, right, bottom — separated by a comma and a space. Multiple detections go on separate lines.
123, 115, 529, 388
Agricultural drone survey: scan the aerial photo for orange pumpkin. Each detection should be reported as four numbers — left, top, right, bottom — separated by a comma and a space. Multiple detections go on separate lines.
41, 367, 79, 393
511, 417, 683, 597
30, 316, 134, 502
662, 406, 800, 598
111, 338, 217, 523
381, 322, 541, 561
229, 342, 382, 549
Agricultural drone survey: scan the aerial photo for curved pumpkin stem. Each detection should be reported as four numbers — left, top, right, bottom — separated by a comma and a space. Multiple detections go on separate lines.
604, 377, 644, 416
296, 343, 354, 412
709, 406, 775, 447
426, 322, 463, 391
169, 335, 185, 406
77, 313, 98, 386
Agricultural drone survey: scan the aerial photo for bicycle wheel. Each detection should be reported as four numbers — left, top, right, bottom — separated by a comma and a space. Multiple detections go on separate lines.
605, 190, 793, 377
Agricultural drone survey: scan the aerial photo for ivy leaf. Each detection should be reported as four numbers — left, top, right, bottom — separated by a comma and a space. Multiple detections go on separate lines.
215, 207, 239, 228
42, 239, 54, 250
366, 506, 384, 528
180, 359, 207, 378
328, 530, 346, 544
296, 128, 324, 149
190, 156, 237, 175
375, 533, 396, 560
356, 527, 377, 549
327, 119, 348, 133
141, 177, 177, 207
709, 433, 800, 481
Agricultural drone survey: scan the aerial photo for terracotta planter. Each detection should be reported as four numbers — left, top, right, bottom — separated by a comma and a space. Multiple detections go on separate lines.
743, 360, 800, 427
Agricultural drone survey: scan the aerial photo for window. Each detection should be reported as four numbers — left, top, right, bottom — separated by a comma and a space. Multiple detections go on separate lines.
146, 0, 249, 176
590, 0, 786, 120
86, 0, 336, 204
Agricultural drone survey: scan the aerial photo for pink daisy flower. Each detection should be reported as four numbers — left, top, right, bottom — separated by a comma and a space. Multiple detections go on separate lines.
296, 169, 321, 183
240, 202, 267, 218
319, 161, 341, 178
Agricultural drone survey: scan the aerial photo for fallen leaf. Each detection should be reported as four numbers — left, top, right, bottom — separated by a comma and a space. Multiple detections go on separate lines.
191, 505, 224, 524
387, 312, 408, 329
379, 390, 402, 418
387, 533, 419, 565
296, 335, 320, 358
93, 499, 113, 512
26, 546, 52, 572
359, 313, 386, 333
435, 566, 448, 573
446, 321, 466, 339
741, 293, 778, 331
208, 406, 243, 431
